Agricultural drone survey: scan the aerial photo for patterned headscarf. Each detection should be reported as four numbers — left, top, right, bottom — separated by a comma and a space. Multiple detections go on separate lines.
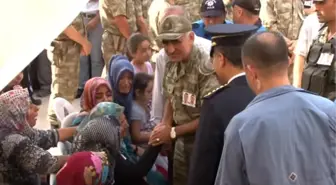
0, 87, 34, 135
81, 77, 113, 112
77, 102, 125, 131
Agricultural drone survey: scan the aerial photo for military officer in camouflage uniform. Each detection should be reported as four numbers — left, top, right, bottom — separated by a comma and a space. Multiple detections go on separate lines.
148, 0, 203, 61
259, 0, 305, 82
260, 0, 304, 42
47, 14, 91, 128
99, 0, 138, 76
149, 15, 219, 185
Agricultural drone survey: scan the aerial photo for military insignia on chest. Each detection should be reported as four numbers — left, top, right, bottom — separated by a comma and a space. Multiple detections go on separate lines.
163, 21, 173, 31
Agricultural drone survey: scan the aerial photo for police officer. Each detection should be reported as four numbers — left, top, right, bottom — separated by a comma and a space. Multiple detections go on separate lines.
192, 0, 232, 40
301, 0, 336, 100
188, 24, 257, 185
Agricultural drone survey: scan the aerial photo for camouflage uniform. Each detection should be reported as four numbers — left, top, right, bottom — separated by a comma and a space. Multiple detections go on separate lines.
259, 0, 304, 40
159, 15, 219, 185
259, 0, 304, 82
99, 0, 137, 74
47, 14, 85, 127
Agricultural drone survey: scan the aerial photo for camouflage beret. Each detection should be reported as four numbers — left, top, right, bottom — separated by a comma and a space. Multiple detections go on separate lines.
157, 15, 192, 41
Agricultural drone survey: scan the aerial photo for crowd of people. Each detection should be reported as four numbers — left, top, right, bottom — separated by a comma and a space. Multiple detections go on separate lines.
1, 0, 336, 184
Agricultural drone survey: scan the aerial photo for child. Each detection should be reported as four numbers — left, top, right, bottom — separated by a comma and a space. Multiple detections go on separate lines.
130, 73, 155, 146
130, 73, 168, 185
127, 33, 154, 75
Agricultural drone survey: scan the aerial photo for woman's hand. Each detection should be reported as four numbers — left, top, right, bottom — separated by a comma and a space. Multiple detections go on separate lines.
83, 166, 97, 185
119, 114, 129, 137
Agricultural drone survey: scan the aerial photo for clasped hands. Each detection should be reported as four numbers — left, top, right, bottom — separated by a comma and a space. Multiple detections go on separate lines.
148, 123, 172, 146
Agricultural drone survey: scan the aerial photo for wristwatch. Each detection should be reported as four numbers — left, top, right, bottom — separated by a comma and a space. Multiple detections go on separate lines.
170, 127, 176, 139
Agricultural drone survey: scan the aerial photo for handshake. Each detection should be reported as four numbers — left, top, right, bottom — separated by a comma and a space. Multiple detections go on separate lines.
148, 123, 173, 147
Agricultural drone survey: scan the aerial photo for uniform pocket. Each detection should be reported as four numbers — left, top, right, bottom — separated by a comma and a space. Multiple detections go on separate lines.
49, 41, 67, 67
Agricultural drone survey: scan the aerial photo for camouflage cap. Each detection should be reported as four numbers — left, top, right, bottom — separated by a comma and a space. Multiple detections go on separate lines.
157, 15, 192, 41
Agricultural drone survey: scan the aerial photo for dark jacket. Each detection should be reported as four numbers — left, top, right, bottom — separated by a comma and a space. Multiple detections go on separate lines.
114, 145, 162, 185
188, 76, 255, 185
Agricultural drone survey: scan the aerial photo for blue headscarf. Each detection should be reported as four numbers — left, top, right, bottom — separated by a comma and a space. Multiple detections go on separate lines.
108, 55, 134, 123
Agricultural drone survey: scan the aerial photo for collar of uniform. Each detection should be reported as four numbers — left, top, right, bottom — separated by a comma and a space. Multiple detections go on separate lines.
172, 43, 199, 79
318, 26, 329, 43
228, 72, 245, 84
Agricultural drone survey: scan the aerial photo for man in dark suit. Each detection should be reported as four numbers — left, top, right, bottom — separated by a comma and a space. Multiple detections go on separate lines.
188, 24, 258, 185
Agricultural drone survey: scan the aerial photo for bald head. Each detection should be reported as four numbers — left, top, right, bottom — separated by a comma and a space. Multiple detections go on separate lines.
160, 6, 190, 22
242, 31, 289, 71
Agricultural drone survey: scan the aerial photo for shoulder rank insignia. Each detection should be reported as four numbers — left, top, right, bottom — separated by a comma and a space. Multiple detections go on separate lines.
203, 84, 227, 98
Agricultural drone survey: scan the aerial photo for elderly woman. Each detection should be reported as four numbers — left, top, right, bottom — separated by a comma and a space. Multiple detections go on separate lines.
72, 102, 162, 185
0, 87, 77, 185
72, 77, 113, 126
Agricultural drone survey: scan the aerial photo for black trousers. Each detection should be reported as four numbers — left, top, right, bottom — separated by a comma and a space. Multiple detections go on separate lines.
21, 64, 35, 99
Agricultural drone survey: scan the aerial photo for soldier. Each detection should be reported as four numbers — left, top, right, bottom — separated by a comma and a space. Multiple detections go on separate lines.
148, 0, 203, 53
188, 24, 257, 185
134, 0, 150, 36
259, 0, 305, 81
149, 14, 219, 185
260, 0, 304, 42
300, 0, 336, 100
47, 14, 92, 128
99, 0, 144, 76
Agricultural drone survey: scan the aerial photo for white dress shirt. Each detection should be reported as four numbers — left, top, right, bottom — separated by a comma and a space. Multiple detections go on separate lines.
227, 73, 245, 84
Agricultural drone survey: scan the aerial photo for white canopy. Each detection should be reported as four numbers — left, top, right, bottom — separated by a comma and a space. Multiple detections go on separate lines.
0, 0, 88, 91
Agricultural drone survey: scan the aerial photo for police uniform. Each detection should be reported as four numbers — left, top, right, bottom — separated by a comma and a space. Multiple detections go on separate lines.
157, 15, 219, 185
192, 0, 232, 40
188, 24, 258, 185
301, 1, 336, 100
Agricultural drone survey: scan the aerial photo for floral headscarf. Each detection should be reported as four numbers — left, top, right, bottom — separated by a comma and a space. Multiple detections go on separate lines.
0, 87, 33, 135
77, 102, 125, 132
81, 77, 113, 112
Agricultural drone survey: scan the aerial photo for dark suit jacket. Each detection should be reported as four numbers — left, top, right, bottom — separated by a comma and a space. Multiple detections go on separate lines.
187, 76, 255, 185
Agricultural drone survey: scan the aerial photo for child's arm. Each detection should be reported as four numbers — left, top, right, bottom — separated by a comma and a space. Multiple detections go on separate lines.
130, 120, 151, 144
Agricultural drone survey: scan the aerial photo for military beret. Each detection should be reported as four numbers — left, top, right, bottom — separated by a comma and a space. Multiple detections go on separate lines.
157, 15, 192, 41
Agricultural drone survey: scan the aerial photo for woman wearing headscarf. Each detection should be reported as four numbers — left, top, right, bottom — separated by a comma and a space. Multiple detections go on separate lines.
72, 77, 113, 126
73, 102, 163, 185
0, 87, 77, 185
108, 55, 134, 123
56, 151, 111, 185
